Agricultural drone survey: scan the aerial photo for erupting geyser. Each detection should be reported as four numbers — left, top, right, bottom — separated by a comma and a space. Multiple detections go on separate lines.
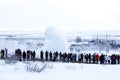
44, 26, 68, 52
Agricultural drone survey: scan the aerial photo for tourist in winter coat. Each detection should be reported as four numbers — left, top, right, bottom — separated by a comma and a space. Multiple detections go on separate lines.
55, 51, 59, 61
95, 54, 99, 64
100, 54, 104, 64
15, 49, 22, 61
45, 51, 48, 61
69, 53, 72, 62
5, 48, 8, 58
59, 52, 62, 61
111, 54, 116, 64
32, 50, 36, 61
108, 56, 111, 64
40, 50, 44, 61
92, 53, 96, 63
74, 54, 77, 62
78, 54, 81, 63
80, 53, 83, 62
49, 52, 52, 61
85, 54, 89, 63
117, 55, 120, 64
0, 49, 5, 59
23, 51, 26, 61
27, 50, 31, 60
104, 55, 108, 64
88, 53, 91, 63
53, 52, 56, 62
67, 53, 71, 62
71, 53, 77, 62
63, 53, 67, 62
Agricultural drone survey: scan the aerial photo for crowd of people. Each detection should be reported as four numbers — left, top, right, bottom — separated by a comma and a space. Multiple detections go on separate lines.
0, 48, 120, 65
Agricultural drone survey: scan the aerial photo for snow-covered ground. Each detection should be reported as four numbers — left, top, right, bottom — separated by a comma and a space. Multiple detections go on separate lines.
0, 60, 120, 80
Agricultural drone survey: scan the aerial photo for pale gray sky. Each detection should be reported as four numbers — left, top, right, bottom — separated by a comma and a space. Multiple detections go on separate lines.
0, 0, 120, 33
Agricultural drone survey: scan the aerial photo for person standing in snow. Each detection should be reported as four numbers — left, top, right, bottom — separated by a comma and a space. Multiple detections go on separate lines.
108, 55, 111, 64
69, 53, 72, 62
55, 51, 59, 61
85, 54, 89, 63
79, 53, 83, 63
74, 54, 77, 62
63, 52, 67, 62
67, 53, 70, 62
53, 52, 56, 62
40, 50, 44, 61
71, 53, 77, 62
5, 48, 8, 59
0, 49, 5, 59
104, 55, 108, 64
111, 54, 116, 64
15, 49, 22, 61
49, 52, 52, 61
88, 53, 91, 63
45, 51, 48, 61
27, 50, 31, 60
78, 53, 81, 63
22, 51, 26, 61
95, 53, 99, 64
117, 55, 120, 64
100, 53, 104, 64
59, 52, 62, 62
92, 53, 96, 64
32, 50, 36, 61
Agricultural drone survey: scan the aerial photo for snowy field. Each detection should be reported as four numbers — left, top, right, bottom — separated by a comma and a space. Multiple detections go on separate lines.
0, 60, 120, 80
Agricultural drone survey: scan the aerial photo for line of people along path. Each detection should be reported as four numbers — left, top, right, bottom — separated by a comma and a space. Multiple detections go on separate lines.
0, 48, 120, 65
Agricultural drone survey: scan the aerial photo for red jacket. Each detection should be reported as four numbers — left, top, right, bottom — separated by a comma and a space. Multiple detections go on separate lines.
96, 54, 99, 60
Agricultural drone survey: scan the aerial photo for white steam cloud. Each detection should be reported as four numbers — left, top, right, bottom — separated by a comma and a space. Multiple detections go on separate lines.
44, 26, 68, 52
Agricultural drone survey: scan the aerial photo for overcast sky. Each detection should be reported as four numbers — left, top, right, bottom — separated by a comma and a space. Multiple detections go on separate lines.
0, 0, 120, 33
